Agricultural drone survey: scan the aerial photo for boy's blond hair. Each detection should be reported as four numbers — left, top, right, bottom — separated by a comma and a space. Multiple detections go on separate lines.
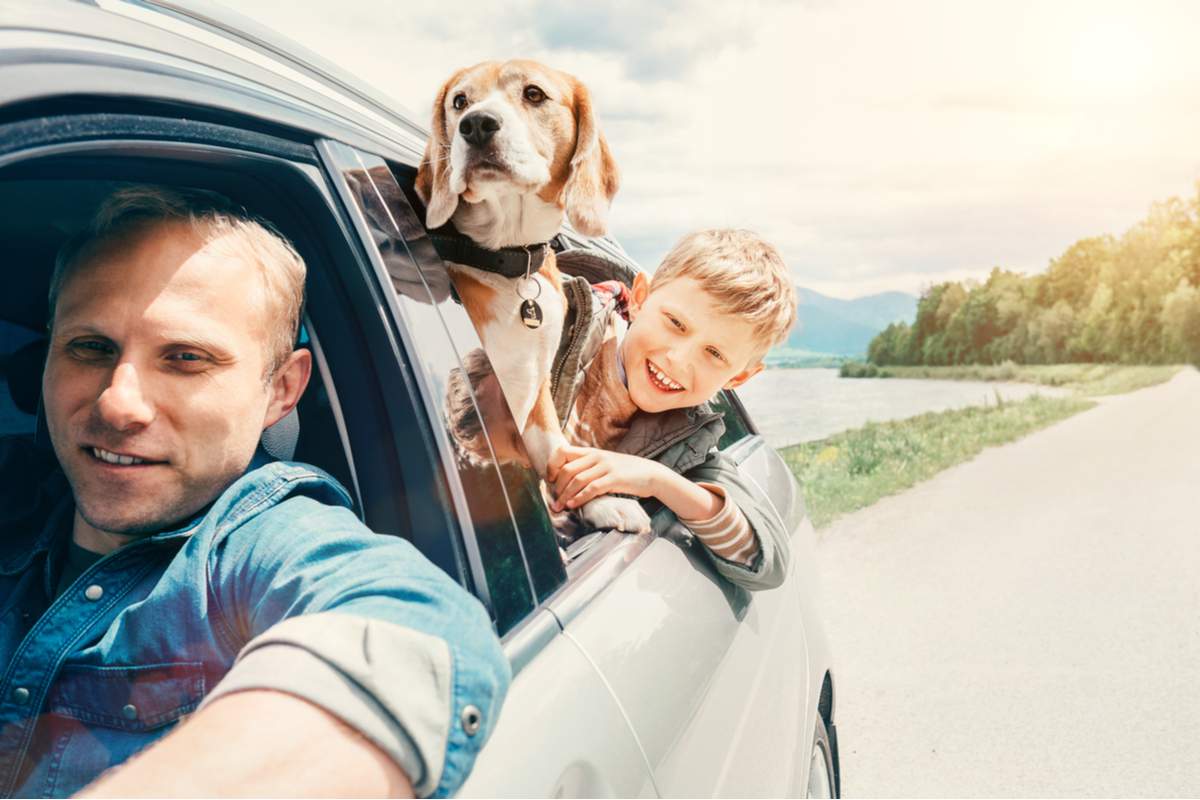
651, 229, 797, 364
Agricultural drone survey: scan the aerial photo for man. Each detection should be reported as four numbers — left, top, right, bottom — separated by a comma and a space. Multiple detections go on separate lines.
0, 185, 509, 797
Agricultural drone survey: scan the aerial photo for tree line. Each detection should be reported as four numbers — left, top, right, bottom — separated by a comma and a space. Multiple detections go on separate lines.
868, 184, 1200, 367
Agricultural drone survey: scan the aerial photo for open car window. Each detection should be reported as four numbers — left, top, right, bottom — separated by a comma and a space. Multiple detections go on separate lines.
321, 143, 567, 636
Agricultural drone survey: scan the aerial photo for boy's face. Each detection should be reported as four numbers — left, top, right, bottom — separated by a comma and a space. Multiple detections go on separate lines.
621, 273, 764, 414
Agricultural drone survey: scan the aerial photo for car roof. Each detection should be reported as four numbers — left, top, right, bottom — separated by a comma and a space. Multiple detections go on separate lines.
0, 0, 641, 268
0, 0, 428, 162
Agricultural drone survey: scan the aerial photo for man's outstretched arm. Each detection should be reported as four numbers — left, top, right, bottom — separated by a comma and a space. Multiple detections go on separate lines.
79, 689, 415, 798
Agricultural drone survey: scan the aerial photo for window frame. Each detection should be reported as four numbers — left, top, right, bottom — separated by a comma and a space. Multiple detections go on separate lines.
318, 142, 574, 634
0, 112, 464, 579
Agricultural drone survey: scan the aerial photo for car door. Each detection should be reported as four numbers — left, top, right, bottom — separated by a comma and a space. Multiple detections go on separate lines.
546, 391, 816, 797
320, 142, 657, 797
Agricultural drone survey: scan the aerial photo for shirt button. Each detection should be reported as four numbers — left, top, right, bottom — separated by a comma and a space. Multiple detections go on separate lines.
460, 704, 482, 736
11, 687, 30, 705
122, 704, 138, 721
84, 585, 104, 601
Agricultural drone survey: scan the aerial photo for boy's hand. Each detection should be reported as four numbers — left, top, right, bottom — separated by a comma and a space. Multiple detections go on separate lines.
546, 445, 666, 512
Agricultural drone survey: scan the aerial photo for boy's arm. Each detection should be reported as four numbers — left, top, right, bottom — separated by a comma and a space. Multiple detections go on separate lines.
672, 482, 762, 567
679, 449, 792, 591
547, 446, 768, 574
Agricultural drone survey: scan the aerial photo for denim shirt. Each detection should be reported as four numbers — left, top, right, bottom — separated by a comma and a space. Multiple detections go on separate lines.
0, 439, 510, 797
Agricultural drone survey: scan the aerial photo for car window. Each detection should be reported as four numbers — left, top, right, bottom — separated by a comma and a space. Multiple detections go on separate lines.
0, 320, 41, 437
712, 390, 755, 450
323, 144, 566, 635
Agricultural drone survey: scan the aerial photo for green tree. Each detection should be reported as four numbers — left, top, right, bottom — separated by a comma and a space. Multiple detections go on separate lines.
1161, 280, 1200, 364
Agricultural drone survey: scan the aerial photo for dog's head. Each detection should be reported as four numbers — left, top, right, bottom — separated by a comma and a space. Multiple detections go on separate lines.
415, 59, 619, 240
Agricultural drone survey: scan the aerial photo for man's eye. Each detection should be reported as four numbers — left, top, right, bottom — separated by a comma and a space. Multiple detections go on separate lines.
523, 85, 546, 104
67, 340, 114, 360
452, 93, 468, 111
167, 352, 209, 369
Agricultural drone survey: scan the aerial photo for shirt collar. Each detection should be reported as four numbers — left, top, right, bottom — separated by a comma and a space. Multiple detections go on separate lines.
0, 446, 278, 574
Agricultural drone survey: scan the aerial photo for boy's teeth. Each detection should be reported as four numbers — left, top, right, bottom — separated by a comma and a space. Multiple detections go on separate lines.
93, 447, 146, 465
648, 362, 683, 391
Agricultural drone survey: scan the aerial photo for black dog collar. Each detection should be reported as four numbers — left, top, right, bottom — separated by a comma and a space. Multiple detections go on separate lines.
428, 228, 552, 278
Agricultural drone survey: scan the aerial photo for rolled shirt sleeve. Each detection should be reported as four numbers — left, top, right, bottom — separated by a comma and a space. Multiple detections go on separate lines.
206, 493, 511, 798
202, 614, 452, 797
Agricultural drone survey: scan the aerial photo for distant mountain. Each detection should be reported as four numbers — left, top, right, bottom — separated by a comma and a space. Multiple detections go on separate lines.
772, 288, 917, 359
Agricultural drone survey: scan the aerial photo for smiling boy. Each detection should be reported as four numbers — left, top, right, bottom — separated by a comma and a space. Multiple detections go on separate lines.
546, 229, 797, 589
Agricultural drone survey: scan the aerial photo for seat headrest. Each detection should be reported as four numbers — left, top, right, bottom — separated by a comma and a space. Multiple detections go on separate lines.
555, 249, 638, 286
5, 338, 47, 416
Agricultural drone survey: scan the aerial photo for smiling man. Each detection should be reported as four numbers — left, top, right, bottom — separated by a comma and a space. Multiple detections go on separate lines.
0, 185, 508, 798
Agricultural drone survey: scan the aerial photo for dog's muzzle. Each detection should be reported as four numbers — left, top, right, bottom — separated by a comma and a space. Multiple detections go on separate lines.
459, 111, 501, 148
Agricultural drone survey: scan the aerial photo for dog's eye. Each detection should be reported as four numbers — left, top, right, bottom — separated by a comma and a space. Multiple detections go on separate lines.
523, 85, 546, 104
452, 93, 468, 111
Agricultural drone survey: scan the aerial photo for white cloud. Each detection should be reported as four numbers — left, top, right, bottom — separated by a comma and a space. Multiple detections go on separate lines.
232, 0, 1200, 298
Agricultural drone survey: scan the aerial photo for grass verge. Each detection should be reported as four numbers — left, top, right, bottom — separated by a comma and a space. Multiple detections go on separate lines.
840, 361, 1184, 397
781, 393, 1095, 528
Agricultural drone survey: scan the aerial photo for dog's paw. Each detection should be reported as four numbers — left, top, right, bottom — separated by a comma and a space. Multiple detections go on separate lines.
578, 495, 652, 535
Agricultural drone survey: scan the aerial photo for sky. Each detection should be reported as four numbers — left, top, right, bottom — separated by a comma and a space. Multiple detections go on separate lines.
233, 0, 1200, 299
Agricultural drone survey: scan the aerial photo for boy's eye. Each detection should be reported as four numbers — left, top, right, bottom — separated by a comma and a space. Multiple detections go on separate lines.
666, 314, 684, 330
707, 346, 726, 362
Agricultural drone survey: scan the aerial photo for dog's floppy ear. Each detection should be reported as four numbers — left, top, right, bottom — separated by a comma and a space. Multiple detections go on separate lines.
416, 73, 462, 229
563, 78, 619, 237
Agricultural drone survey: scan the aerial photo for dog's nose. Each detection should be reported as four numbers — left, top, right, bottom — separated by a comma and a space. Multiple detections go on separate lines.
459, 112, 501, 147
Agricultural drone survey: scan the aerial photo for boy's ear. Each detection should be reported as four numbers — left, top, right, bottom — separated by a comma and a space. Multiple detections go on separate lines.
629, 272, 651, 319
723, 361, 764, 390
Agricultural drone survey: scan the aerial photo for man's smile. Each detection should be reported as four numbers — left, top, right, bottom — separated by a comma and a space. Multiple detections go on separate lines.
83, 444, 168, 468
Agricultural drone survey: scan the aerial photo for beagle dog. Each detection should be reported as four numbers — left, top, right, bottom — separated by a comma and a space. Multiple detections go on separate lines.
416, 59, 651, 534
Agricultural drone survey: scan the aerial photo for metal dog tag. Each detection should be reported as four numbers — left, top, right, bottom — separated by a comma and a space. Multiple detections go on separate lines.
520, 299, 543, 329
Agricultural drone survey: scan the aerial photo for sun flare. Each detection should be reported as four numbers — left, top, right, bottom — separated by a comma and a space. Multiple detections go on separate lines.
1065, 20, 1154, 97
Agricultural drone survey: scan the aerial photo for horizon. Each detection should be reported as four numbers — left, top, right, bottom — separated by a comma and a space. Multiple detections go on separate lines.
233, 0, 1200, 299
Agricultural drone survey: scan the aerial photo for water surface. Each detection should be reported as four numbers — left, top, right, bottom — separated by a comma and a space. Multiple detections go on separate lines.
735, 368, 1064, 449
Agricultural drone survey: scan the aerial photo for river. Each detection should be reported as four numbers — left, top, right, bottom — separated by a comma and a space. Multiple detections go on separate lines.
734, 368, 1065, 449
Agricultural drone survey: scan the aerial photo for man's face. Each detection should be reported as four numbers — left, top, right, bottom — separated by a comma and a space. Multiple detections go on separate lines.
43, 220, 283, 536
621, 275, 764, 414
476, 371, 531, 468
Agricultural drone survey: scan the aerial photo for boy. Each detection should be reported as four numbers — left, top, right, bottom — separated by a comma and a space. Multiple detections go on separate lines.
544, 228, 798, 590
444, 230, 796, 589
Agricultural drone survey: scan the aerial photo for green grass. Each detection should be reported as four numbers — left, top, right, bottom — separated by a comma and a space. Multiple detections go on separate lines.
781, 394, 1095, 528
840, 361, 1184, 397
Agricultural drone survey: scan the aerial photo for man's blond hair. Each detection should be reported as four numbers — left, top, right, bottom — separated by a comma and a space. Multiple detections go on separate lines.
651, 228, 797, 364
51, 185, 306, 378
445, 347, 494, 466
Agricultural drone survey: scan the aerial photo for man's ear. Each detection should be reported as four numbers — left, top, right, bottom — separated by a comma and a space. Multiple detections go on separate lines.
563, 77, 619, 237
264, 349, 313, 430
723, 361, 764, 390
629, 272, 651, 319
415, 72, 464, 229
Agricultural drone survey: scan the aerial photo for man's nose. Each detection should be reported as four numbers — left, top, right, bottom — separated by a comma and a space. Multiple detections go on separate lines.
459, 111, 501, 147
96, 362, 155, 431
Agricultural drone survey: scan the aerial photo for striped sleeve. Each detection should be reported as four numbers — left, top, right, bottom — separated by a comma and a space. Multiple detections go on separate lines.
678, 482, 760, 567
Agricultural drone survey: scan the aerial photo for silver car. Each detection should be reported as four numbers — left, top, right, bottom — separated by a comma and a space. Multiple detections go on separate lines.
0, 1, 839, 795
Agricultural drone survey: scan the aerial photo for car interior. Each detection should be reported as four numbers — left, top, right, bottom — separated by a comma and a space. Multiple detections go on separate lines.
0, 174, 356, 502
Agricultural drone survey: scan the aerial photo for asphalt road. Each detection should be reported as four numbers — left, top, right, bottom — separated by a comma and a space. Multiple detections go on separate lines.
817, 368, 1200, 797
